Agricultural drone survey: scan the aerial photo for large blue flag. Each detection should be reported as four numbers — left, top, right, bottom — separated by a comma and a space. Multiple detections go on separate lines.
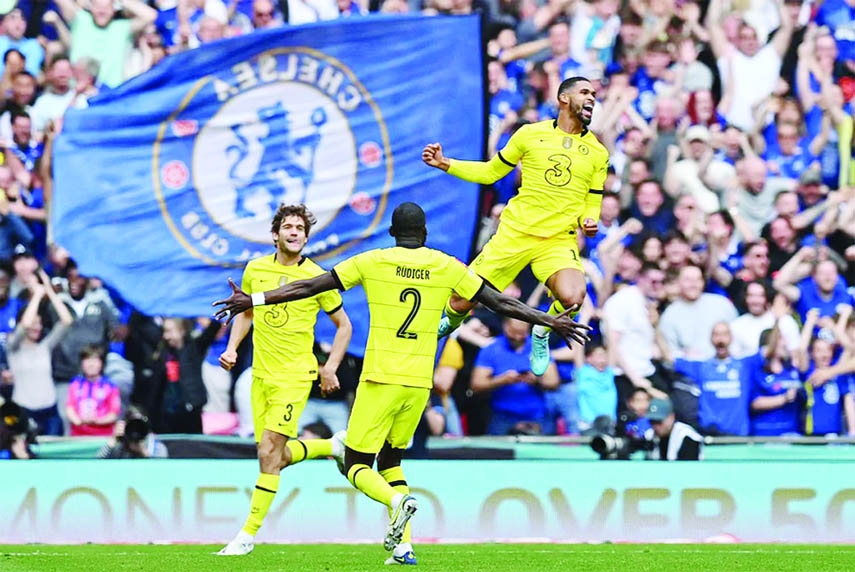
53, 15, 484, 353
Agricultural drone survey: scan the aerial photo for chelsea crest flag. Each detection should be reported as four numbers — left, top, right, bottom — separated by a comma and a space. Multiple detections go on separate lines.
52, 15, 484, 353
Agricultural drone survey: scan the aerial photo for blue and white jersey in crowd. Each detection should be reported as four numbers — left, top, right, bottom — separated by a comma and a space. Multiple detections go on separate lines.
761, 137, 818, 181
749, 363, 803, 436
815, 0, 855, 63
803, 364, 854, 436
796, 276, 854, 322
489, 89, 524, 136
675, 355, 752, 436
631, 67, 668, 121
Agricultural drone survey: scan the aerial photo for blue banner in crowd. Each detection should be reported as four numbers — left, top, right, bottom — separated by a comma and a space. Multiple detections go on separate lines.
53, 15, 484, 354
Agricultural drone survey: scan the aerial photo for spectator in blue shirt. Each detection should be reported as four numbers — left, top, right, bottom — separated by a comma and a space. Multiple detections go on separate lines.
576, 343, 617, 433
750, 326, 804, 436
774, 253, 854, 322
471, 317, 560, 435
795, 309, 855, 436
0, 9, 44, 77
815, 0, 855, 66
673, 322, 752, 436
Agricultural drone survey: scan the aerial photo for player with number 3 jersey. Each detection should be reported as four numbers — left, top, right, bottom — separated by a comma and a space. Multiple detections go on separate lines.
213, 202, 591, 564
422, 76, 610, 376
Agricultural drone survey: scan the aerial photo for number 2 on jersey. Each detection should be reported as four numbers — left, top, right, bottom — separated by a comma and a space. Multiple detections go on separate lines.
544, 154, 572, 186
396, 288, 422, 339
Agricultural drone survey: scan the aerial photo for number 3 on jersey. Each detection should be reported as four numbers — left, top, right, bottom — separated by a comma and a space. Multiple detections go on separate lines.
396, 288, 421, 339
545, 154, 572, 186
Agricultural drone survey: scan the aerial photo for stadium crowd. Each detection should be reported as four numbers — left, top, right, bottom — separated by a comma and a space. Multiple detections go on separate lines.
2, 0, 855, 460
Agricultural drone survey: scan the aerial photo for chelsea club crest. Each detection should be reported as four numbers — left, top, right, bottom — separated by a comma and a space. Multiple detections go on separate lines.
153, 48, 393, 266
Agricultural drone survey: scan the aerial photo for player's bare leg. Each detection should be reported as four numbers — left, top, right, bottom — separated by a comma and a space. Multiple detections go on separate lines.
219, 430, 290, 555
438, 292, 475, 338
530, 268, 586, 375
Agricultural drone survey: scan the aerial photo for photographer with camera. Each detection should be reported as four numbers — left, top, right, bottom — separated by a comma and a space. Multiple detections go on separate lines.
98, 406, 168, 459
0, 399, 35, 459
589, 388, 657, 460
648, 397, 704, 461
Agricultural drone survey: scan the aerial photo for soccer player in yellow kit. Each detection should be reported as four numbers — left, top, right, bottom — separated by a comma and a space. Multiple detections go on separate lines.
423, 76, 610, 376
214, 202, 590, 564
217, 204, 352, 556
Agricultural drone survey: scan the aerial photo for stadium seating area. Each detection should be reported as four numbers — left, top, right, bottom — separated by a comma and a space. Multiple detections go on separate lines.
1, 0, 855, 460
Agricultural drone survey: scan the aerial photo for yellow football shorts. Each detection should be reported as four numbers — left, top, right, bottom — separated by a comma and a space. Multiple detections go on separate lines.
345, 381, 430, 454
251, 376, 312, 441
470, 223, 583, 291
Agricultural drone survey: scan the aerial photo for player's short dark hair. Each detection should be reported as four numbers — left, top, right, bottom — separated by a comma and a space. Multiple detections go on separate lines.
270, 204, 317, 236
13, 70, 34, 83
557, 76, 591, 99
390, 202, 426, 237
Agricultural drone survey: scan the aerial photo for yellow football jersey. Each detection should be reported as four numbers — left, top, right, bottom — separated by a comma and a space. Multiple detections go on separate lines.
242, 254, 343, 383
332, 246, 484, 389
449, 120, 610, 237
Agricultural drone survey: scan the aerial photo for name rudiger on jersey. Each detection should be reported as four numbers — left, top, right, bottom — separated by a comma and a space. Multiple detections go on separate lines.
154, 48, 392, 267
396, 266, 430, 280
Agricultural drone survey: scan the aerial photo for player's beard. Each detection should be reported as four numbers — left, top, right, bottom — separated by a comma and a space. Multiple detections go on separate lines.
575, 102, 592, 126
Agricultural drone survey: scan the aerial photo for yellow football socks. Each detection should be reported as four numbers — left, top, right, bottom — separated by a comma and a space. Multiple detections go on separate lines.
242, 472, 280, 535
347, 463, 396, 507
285, 438, 333, 465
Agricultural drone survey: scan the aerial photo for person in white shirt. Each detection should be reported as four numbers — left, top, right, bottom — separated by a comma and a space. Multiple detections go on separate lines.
602, 263, 670, 404
730, 280, 800, 358
705, 0, 793, 132
658, 264, 739, 360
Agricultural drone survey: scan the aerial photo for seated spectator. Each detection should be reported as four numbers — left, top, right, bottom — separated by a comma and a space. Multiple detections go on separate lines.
470, 317, 559, 436
8, 270, 74, 436
66, 344, 120, 436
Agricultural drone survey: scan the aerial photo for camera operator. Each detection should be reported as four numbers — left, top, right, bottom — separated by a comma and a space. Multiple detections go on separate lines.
98, 406, 168, 459
648, 398, 704, 461
0, 399, 35, 459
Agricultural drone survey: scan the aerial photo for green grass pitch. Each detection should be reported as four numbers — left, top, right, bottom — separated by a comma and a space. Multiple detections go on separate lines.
3, 544, 855, 572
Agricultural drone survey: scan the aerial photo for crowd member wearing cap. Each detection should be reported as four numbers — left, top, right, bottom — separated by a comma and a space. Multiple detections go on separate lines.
664, 123, 735, 214
647, 397, 703, 460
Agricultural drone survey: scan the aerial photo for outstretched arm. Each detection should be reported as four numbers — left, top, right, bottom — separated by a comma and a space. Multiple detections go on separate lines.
213, 274, 338, 321
474, 286, 591, 347
423, 142, 515, 185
